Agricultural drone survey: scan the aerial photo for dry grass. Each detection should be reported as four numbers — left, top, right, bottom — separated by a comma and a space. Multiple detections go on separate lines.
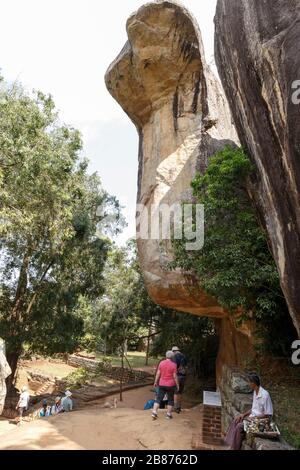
21, 359, 75, 378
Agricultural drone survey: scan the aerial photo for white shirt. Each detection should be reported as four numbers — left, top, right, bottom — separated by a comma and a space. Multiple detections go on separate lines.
250, 386, 273, 418
19, 391, 30, 408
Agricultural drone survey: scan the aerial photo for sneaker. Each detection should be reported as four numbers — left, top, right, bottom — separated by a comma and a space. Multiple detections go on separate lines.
152, 412, 158, 420
175, 407, 181, 414
166, 413, 173, 420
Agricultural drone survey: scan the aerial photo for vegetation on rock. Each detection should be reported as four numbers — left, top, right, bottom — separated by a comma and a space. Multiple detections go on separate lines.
170, 146, 296, 355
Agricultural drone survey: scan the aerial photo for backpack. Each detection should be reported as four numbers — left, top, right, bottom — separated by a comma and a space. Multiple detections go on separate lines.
144, 399, 155, 410
177, 353, 187, 376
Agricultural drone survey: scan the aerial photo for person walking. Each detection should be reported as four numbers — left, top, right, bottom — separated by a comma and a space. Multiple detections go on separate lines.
15, 386, 30, 425
172, 346, 187, 414
152, 351, 179, 421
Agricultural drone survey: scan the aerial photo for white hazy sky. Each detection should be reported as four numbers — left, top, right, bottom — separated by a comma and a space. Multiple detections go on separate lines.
0, 0, 217, 245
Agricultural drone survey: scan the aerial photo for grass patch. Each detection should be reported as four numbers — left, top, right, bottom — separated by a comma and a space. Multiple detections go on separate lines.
94, 352, 161, 369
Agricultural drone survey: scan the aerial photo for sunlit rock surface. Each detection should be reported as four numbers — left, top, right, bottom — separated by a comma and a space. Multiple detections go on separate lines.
105, 0, 238, 316
0, 339, 11, 415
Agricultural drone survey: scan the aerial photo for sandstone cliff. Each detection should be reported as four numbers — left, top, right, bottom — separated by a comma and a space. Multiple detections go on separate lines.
105, 0, 238, 317
0, 339, 11, 415
215, 0, 300, 337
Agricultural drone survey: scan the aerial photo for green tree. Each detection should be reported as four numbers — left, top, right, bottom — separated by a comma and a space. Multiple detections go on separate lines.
0, 78, 122, 384
171, 146, 296, 354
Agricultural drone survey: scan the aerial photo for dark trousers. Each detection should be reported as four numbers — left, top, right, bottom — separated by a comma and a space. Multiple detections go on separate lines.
155, 386, 176, 407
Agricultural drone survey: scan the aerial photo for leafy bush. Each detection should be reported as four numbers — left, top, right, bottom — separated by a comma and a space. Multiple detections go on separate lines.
64, 367, 92, 388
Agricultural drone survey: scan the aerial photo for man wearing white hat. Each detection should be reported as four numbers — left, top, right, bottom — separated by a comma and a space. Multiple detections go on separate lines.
61, 390, 73, 412
172, 346, 187, 414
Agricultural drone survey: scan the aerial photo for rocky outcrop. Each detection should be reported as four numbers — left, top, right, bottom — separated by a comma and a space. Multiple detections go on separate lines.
215, 0, 300, 337
105, 0, 238, 317
0, 338, 11, 415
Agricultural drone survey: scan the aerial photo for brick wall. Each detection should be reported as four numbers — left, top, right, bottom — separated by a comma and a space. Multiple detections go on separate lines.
202, 393, 222, 446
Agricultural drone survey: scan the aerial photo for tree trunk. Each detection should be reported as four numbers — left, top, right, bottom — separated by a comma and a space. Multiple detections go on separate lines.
6, 351, 21, 392
119, 345, 124, 402
145, 318, 152, 366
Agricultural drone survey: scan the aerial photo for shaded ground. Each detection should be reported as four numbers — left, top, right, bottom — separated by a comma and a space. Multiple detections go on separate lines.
0, 386, 225, 450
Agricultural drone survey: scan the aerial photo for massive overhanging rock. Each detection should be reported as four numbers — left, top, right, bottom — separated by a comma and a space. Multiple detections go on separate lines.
105, 0, 238, 317
215, 0, 300, 337
0, 339, 11, 415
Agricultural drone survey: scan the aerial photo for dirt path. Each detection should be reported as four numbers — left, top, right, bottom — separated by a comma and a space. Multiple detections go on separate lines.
0, 386, 214, 450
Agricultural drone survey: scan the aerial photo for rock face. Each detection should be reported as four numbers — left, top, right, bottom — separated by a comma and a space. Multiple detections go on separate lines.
215, 0, 300, 337
0, 339, 11, 415
105, 0, 238, 316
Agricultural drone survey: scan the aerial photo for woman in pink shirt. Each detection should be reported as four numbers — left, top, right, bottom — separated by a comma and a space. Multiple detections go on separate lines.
152, 351, 179, 420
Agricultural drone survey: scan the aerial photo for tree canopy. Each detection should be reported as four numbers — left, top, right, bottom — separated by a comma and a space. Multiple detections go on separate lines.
0, 78, 123, 381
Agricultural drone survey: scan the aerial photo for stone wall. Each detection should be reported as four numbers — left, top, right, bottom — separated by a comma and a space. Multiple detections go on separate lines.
67, 355, 153, 383
219, 364, 253, 433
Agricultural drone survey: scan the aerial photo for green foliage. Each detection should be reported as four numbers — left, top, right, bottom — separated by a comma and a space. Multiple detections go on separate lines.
64, 367, 92, 388
0, 77, 123, 376
171, 146, 296, 354
281, 429, 300, 450
151, 311, 218, 377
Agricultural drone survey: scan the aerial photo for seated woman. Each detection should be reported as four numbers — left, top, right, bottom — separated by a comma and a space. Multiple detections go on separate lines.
225, 373, 273, 450
39, 399, 52, 417
51, 396, 62, 415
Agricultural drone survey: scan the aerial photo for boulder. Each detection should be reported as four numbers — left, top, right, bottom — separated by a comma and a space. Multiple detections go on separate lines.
252, 437, 295, 451
0, 339, 11, 415
215, 0, 300, 336
230, 373, 252, 394
105, 0, 238, 317
233, 393, 253, 414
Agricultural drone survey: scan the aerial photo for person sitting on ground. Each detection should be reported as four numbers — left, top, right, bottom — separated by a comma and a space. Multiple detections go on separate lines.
225, 373, 273, 450
152, 351, 179, 421
172, 346, 187, 414
39, 399, 52, 417
61, 390, 73, 412
15, 386, 30, 425
51, 396, 62, 415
